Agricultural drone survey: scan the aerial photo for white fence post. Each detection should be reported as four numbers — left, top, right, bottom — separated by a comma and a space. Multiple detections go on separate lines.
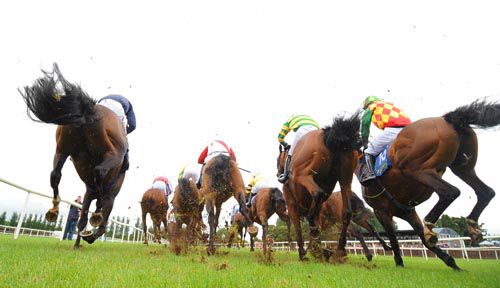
14, 192, 31, 240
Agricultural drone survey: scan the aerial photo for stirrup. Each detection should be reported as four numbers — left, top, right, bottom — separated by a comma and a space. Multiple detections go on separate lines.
278, 174, 287, 184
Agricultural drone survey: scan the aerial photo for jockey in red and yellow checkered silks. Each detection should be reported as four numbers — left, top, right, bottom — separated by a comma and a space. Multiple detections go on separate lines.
361, 99, 411, 147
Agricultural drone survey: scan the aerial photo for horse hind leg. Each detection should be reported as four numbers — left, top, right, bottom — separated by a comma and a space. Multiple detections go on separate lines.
408, 169, 461, 246
142, 209, 148, 245
451, 166, 495, 246
404, 210, 460, 271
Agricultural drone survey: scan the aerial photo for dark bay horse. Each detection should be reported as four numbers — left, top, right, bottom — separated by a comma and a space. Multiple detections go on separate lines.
199, 154, 250, 254
247, 187, 291, 255
172, 178, 204, 244
360, 99, 500, 270
141, 188, 169, 244
20, 64, 127, 248
317, 191, 391, 261
277, 114, 361, 260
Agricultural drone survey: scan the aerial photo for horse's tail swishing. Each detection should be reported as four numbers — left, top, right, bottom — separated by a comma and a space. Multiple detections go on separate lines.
444, 99, 500, 131
443, 99, 499, 245
20, 63, 99, 126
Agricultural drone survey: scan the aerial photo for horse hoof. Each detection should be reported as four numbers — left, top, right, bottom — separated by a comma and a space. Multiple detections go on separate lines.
82, 235, 95, 244
366, 254, 373, 262
45, 210, 58, 223
89, 212, 103, 227
80, 230, 93, 237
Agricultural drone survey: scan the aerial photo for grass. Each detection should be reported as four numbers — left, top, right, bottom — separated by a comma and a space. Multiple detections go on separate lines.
0, 235, 499, 288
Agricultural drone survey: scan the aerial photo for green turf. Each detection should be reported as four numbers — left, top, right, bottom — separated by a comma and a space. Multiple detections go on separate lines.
0, 235, 499, 288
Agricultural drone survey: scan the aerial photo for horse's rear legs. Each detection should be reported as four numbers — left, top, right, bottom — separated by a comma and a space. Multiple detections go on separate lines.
451, 167, 495, 245
74, 192, 93, 249
408, 169, 461, 246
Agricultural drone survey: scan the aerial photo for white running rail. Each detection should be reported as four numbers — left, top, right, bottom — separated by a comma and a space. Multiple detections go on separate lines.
0, 176, 154, 243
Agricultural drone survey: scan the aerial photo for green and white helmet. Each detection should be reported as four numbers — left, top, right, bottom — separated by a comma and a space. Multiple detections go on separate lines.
363, 95, 380, 109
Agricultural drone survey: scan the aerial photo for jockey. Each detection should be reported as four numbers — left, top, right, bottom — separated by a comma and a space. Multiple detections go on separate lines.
360, 96, 411, 185
245, 172, 269, 207
152, 176, 173, 200
277, 114, 320, 183
196, 139, 237, 189
230, 203, 240, 222
177, 162, 200, 183
98, 94, 136, 172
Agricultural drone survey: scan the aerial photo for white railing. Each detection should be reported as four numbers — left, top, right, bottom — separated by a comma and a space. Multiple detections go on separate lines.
0, 176, 154, 244
272, 235, 500, 260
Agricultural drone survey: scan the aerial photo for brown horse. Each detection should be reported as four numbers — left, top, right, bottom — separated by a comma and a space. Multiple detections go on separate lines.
141, 188, 169, 244
199, 154, 250, 254
227, 211, 247, 248
360, 99, 500, 270
247, 187, 291, 254
277, 114, 361, 260
20, 64, 127, 248
172, 178, 204, 244
317, 191, 391, 261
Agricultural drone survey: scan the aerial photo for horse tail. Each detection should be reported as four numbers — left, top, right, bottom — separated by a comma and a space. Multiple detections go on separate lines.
323, 111, 362, 153
205, 155, 232, 191
443, 99, 500, 131
19, 63, 99, 126
271, 187, 285, 205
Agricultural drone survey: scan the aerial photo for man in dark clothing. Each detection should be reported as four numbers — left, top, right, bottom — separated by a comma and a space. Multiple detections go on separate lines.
63, 196, 82, 240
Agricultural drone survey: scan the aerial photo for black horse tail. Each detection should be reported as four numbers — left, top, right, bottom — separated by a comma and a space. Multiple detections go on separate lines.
443, 99, 500, 132
323, 111, 362, 153
205, 155, 232, 192
19, 63, 99, 126
270, 187, 285, 205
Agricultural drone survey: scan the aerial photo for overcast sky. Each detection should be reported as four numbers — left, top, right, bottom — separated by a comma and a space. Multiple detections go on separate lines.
1, 1, 499, 234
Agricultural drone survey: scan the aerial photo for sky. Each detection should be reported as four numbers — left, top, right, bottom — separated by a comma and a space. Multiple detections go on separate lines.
1, 1, 500, 235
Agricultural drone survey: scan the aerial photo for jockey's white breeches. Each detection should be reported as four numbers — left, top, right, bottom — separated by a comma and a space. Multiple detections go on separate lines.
365, 127, 404, 156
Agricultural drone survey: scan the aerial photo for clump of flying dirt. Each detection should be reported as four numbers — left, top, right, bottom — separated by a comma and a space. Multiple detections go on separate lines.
169, 229, 189, 256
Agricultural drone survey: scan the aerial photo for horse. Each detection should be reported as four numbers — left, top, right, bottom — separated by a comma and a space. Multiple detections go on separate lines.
20, 64, 128, 248
140, 188, 169, 244
199, 154, 250, 254
172, 178, 204, 245
359, 99, 500, 270
246, 187, 291, 255
317, 191, 391, 261
227, 211, 247, 249
277, 113, 361, 260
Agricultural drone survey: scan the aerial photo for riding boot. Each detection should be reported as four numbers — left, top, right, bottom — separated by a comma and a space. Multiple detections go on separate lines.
196, 164, 204, 189
246, 193, 254, 208
278, 155, 292, 184
360, 153, 376, 186
121, 149, 129, 174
